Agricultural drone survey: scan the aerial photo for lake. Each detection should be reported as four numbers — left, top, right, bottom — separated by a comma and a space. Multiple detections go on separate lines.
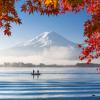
0, 67, 100, 100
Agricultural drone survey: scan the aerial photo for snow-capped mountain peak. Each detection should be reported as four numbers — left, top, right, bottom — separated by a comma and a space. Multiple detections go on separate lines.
17, 31, 76, 48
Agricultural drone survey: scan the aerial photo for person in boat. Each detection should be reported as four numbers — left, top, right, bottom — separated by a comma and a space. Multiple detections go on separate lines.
33, 69, 35, 75
37, 70, 40, 75
32, 69, 40, 75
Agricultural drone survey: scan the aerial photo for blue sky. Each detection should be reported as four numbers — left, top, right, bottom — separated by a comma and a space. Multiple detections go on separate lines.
0, 3, 90, 49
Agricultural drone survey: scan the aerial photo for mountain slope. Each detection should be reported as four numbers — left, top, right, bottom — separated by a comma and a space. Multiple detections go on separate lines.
15, 31, 76, 48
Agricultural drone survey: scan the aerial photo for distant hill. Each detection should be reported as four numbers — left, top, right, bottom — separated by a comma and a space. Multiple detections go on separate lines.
0, 62, 99, 67
76, 63, 100, 67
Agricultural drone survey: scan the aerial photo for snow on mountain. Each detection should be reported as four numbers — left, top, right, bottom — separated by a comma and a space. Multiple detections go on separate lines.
15, 31, 76, 48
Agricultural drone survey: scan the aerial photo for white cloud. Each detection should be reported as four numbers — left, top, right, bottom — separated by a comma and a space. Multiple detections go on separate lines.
0, 56, 80, 65
0, 46, 81, 65
42, 46, 81, 60
0, 46, 99, 65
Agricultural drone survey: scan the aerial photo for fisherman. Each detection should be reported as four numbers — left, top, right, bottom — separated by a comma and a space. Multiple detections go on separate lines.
37, 70, 39, 74
33, 69, 35, 75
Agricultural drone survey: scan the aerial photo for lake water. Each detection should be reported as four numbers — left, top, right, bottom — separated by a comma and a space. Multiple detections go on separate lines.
0, 67, 100, 100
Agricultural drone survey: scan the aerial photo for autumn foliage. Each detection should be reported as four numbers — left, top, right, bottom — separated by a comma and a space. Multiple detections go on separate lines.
0, 0, 100, 63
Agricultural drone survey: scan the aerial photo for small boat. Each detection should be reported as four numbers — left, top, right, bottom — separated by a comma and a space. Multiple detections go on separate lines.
31, 73, 41, 75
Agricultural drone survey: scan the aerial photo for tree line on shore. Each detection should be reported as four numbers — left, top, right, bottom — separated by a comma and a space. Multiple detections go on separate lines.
0, 62, 99, 67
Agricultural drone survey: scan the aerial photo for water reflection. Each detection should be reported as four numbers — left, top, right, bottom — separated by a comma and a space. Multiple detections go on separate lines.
32, 74, 40, 79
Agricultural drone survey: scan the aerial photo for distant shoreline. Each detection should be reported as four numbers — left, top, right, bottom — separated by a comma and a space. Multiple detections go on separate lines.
0, 62, 99, 67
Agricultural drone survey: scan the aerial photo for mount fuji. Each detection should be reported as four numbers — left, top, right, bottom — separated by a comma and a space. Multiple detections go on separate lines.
14, 31, 76, 48
0, 31, 81, 64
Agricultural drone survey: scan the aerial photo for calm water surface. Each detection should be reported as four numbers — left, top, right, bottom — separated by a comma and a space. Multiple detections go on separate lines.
0, 67, 100, 100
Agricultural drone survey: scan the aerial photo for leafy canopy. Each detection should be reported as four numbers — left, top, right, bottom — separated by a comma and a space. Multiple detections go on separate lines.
0, 0, 100, 63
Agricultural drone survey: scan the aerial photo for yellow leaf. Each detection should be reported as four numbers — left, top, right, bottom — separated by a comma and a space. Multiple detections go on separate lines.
44, 0, 53, 7
54, 0, 58, 8
44, 0, 58, 8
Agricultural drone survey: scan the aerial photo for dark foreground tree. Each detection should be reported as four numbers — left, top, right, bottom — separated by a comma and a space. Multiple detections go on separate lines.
0, 0, 100, 63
